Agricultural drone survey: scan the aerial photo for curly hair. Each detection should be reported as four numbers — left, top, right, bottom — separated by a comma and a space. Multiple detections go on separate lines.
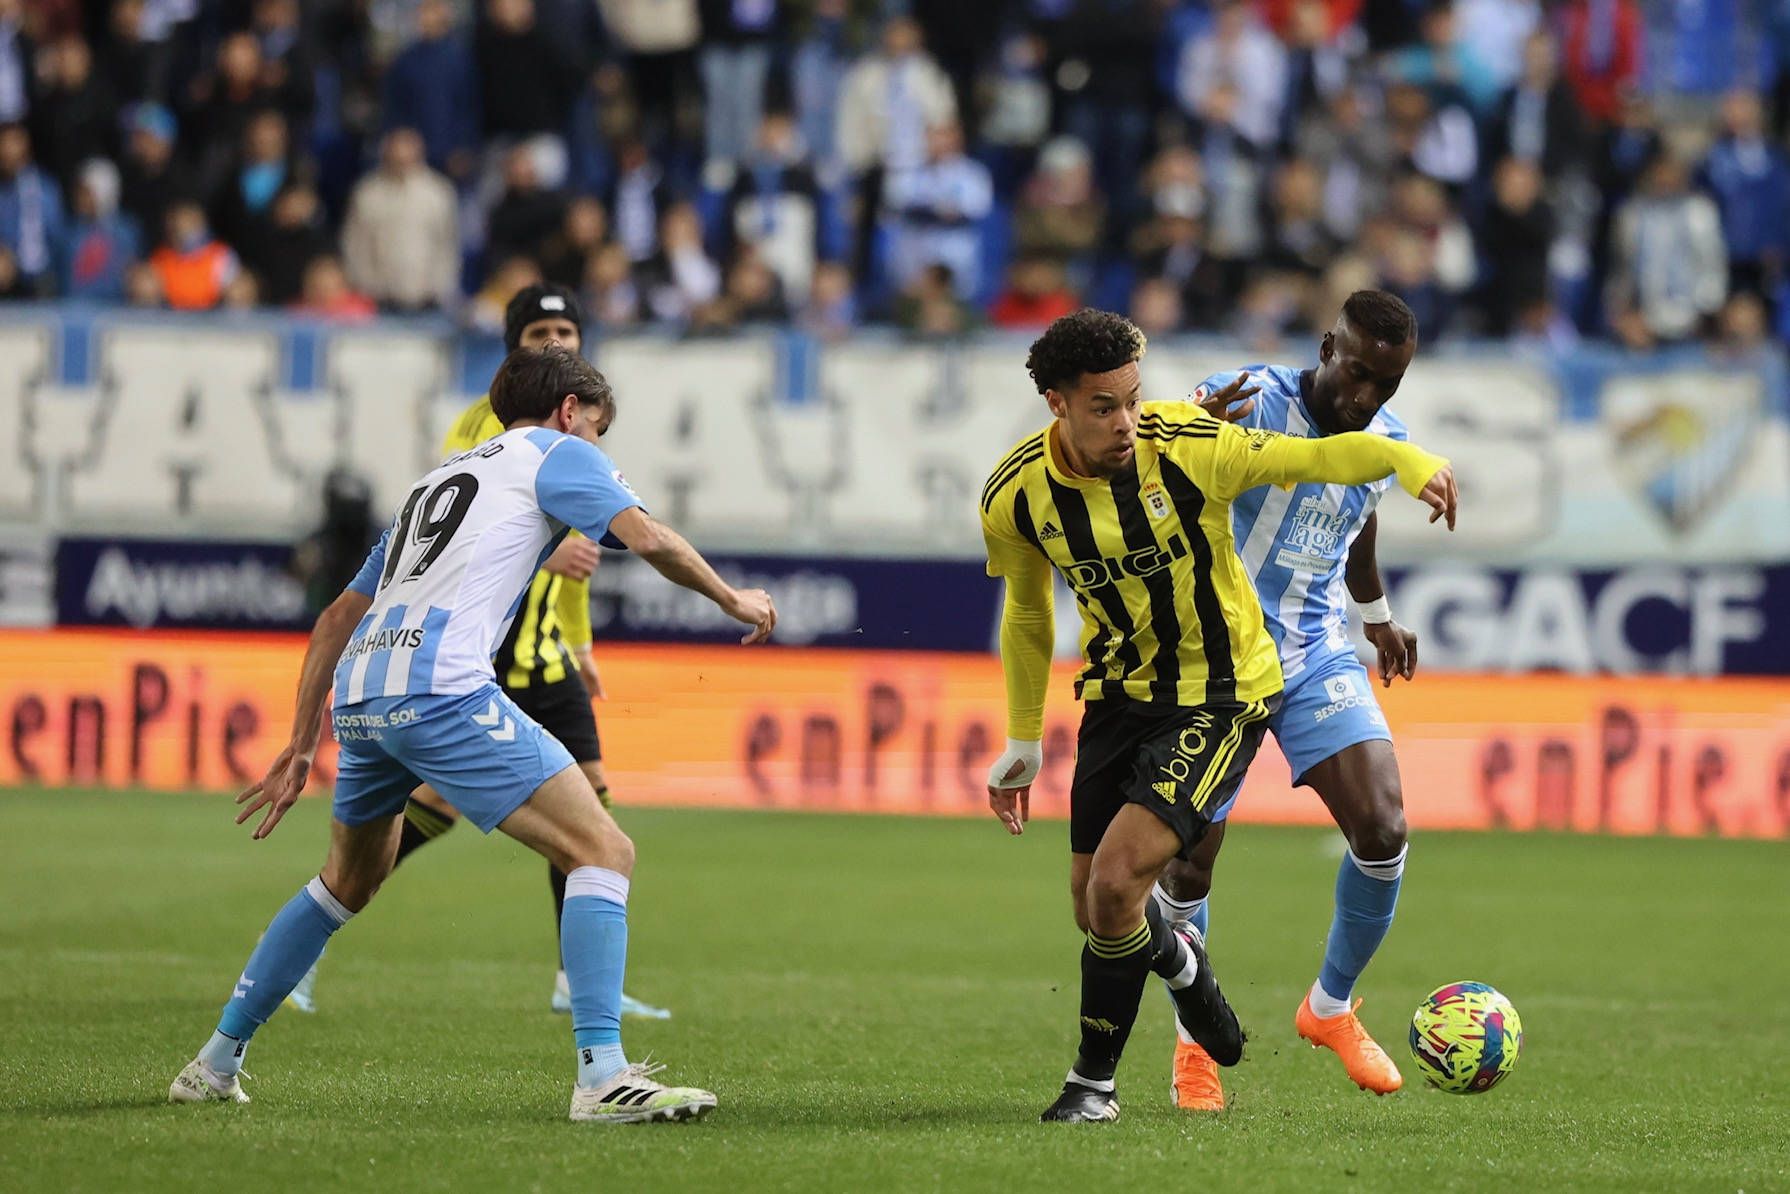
1024, 308, 1148, 396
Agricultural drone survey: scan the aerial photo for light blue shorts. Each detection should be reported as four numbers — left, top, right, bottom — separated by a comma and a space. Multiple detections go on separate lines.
1268, 652, 1392, 788
331, 685, 575, 832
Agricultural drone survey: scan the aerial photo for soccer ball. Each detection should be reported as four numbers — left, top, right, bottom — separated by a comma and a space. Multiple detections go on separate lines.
1408, 981, 1523, 1094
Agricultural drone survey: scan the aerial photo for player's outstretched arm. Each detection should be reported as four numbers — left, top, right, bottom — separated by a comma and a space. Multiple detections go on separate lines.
1219, 426, 1457, 529
236, 587, 372, 840
605, 507, 776, 644
1346, 512, 1419, 687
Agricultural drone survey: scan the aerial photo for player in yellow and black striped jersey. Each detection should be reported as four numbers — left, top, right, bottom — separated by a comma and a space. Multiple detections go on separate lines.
980, 310, 1457, 1123
287, 284, 671, 1021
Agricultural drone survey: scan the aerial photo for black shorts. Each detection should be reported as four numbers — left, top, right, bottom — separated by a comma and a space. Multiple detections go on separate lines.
503, 673, 602, 764
1069, 695, 1278, 859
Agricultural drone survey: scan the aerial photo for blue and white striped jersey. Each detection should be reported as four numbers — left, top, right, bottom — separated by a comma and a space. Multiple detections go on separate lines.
332, 427, 642, 705
1200, 364, 1407, 683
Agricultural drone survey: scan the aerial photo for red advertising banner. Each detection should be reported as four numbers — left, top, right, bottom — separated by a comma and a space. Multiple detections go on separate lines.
1, 630, 1786, 838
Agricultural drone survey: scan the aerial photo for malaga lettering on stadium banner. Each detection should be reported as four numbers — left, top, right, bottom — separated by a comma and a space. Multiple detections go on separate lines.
1, 631, 1786, 840
2, 318, 1787, 568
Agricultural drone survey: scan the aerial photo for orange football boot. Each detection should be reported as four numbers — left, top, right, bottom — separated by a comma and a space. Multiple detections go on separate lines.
1294, 993, 1403, 1094
1171, 1039, 1226, 1111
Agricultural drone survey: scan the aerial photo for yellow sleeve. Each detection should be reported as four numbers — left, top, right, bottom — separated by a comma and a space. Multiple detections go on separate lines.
442, 395, 503, 457
1194, 420, 1448, 504
983, 505, 1054, 741
556, 573, 592, 652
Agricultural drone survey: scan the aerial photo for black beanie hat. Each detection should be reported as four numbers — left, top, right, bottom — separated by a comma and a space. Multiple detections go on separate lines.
502, 282, 585, 352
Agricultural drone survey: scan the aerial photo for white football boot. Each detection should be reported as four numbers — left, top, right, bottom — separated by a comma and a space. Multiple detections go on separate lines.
569, 1062, 715, 1124
168, 1059, 250, 1104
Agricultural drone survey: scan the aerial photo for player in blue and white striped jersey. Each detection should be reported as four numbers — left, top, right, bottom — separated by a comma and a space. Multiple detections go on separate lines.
169, 346, 776, 1124
1157, 291, 1446, 1108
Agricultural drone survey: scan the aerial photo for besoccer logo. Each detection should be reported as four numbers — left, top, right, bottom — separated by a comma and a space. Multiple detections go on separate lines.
1316, 672, 1376, 724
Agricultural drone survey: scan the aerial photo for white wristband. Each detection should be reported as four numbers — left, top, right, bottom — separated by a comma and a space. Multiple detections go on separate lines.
987, 738, 1043, 790
1358, 596, 1392, 625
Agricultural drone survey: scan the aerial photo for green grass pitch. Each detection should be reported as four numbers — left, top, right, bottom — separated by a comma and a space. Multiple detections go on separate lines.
2, 790, 1787, 1193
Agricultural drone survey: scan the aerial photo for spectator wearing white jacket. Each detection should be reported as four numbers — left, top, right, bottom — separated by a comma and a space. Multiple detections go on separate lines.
836, 16, 957, 178
341, 127, 459, 311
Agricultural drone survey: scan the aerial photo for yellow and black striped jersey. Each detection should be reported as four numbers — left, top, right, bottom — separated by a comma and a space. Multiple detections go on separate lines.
443, 394, 592, 689
981, 401, 1446, 738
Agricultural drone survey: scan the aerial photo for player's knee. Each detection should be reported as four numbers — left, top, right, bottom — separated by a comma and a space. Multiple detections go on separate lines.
320, 861, 387, 913
1349, 787, 1407, 861
1083, 870, 1147, 939
602, 827, 636, 877
562, 822, 633, 878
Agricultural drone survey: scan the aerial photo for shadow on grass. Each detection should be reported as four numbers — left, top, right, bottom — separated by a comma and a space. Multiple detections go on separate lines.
4, 1094, 179, 1118
705, 1097, 1043, 1131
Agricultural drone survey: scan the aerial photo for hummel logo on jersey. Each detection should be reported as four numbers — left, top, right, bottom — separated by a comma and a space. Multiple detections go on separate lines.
1153, 780, 1179, 804
1038, 520, 1065, 541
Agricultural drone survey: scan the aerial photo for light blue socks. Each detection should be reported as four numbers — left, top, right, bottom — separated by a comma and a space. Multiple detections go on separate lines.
563, 866, 631, 1087
204, 877, 353, 1076
1314, 845, 1407, 1015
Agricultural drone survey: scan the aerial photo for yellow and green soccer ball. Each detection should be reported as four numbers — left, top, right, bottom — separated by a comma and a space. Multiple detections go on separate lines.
1408, 981, 1523, 1094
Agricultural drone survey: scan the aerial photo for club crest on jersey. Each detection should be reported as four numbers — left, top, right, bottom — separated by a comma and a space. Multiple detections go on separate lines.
1141, 482, 1170, 520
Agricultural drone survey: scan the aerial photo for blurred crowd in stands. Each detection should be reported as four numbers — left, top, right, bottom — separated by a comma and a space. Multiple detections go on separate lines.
0, 0, 1787, 352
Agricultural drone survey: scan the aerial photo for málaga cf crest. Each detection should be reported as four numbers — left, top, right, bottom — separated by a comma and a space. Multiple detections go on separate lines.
1605, 373, 1763, 533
